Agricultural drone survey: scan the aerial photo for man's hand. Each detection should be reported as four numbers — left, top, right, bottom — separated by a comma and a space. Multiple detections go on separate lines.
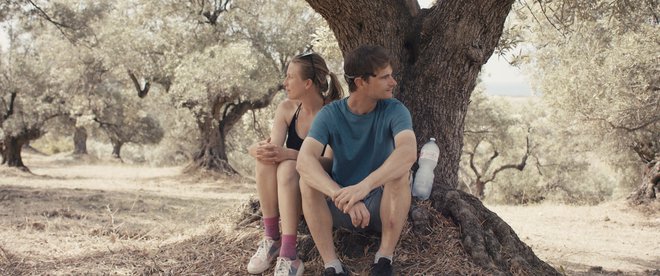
333, 183, 371, 213
255, 137, 288, 163
346, 201, 370, 228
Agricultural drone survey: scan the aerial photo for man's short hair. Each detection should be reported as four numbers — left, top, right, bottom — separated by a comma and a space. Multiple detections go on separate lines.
344, 45, 391, 92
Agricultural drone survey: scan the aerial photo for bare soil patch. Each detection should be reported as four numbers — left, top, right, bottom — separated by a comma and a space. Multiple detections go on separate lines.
487, 202, 660, 275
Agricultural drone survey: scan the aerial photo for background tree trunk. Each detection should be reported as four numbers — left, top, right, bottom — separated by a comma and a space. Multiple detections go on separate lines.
628, 161, 659, 205
186, 86, 281, 174
306, 0, 559, 274
2, 136, 27, 168
188, 118, 236, 174
73, 127, 88, 155
111, 139, 123, 160
475, 180, 486, 199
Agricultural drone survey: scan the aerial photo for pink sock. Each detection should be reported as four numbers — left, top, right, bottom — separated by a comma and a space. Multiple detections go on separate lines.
279, 234, 297, 259
263, 217, 280, 240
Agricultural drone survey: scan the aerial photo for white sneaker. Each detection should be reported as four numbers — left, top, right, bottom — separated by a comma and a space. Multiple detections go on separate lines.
274, 257, 304, 276
247, 237, 281, 274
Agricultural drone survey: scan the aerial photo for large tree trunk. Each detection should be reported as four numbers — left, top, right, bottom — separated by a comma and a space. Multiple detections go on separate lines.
628, 161, 659, 205
188, 118, 237, 174
73, 127, 88, 155
306, 0, 559, 274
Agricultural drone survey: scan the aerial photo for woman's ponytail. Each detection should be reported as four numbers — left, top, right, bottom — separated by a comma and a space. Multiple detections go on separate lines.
325, 72, 344, 104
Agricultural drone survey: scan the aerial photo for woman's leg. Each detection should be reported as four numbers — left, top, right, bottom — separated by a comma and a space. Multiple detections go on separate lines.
255, 160, 280, 239
247, 160, 282, 274
256, 159, 279, 219
276, 160, 302, 259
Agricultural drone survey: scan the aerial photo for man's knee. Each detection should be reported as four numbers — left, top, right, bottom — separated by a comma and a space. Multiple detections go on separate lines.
384, 173, 411, 191
298, 178, 319, 198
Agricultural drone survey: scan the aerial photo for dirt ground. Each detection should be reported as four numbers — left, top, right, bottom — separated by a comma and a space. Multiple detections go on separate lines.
0, 152, 658, 275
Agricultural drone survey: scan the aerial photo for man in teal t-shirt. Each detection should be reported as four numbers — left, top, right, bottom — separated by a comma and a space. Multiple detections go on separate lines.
297, 45, 417, 276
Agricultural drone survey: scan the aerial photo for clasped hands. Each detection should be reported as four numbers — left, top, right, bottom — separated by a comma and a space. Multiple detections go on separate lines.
332, 183, 372, 229
255, 137, 287, 164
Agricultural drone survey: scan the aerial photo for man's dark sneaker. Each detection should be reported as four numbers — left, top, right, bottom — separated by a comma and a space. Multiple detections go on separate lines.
370, 258, 393, 276
323, 266, 350, 276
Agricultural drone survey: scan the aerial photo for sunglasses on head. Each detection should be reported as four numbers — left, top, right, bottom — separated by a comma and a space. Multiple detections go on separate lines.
300, 52, 317, 84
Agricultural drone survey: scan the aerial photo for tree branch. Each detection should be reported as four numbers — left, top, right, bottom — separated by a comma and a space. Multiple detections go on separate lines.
468, 140, 482, 179
219, 84, 283, 133
3, 92, 16, 121
607, 115, 660, 133
482, 149, 499, 174
483, 135, 531, 184
201, 0, 231, 25
464, 129, 493, 135
127, 69, 151, 98
26, 0, 76, 44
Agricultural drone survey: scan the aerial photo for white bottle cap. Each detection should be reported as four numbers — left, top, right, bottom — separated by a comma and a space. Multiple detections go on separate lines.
430, 138, 436, 142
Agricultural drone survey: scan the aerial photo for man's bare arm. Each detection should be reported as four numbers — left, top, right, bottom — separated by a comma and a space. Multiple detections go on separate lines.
297, 138, 342, 197
362, 130, 417, 188
333, 130, 417, 211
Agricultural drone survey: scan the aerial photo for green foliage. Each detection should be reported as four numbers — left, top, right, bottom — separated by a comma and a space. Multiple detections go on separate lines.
475, 0, 657, 204
470, 97, 623, 205
524, 0, 658, 165
0, 25, 67, 146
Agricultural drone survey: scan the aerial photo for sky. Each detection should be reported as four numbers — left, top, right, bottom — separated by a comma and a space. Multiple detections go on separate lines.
1, 1, 534, 97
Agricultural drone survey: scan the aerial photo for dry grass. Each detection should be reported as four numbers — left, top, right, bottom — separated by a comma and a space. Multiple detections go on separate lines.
1, 153, 658, 275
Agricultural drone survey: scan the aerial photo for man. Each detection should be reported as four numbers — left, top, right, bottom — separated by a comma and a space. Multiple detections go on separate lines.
296, 45, 417, 276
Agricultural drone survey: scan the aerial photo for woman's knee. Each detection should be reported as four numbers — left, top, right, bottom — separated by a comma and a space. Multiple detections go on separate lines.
276, 160, 300, 187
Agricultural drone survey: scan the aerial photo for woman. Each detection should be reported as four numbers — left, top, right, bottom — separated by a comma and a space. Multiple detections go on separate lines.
247, 52, 343, 276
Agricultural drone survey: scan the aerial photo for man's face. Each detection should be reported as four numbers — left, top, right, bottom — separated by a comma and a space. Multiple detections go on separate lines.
362, 65, 397, 100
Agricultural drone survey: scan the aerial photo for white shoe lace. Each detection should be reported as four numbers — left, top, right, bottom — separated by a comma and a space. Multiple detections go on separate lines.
274, 258, 292, 276
253, 239, 273, 260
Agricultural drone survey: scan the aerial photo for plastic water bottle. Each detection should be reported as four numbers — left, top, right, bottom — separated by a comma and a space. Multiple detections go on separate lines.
412, 138, 439, 200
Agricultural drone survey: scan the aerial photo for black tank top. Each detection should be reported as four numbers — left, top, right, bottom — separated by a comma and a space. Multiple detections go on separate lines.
285, 103, 327, 155
285, 104, 305, 150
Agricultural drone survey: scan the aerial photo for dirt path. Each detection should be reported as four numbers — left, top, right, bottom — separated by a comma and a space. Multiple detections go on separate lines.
487, 202, 660, 274
1, 153, 658, 275
0, 153, 258, 274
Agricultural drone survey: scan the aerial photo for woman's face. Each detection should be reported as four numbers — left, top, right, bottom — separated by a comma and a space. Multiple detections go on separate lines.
283, 62, 308, 100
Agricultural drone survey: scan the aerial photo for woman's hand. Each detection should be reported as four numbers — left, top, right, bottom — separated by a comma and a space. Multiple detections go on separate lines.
255, 138, 289, 163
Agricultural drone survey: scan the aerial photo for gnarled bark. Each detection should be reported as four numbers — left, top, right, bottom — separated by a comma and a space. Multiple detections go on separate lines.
187, 85, 282, 174
1, 129, 41, 171
628, 161, 659, 205
305, 0, 559, 274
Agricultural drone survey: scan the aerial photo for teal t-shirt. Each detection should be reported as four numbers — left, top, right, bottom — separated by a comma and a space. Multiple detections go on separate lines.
308, 97, 413, 187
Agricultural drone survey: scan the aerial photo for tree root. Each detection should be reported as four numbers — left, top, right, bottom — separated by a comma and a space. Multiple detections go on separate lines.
432, 188, 560, 275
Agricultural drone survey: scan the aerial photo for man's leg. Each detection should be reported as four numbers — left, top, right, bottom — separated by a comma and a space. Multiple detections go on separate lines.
377, 173, 411, 256
299, 179, 338, 264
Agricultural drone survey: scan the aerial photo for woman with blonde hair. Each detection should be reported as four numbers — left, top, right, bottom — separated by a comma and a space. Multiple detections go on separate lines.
247, 51, 343, 276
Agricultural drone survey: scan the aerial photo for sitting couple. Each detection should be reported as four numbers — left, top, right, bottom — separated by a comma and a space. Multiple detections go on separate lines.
248, 45, 416, 276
